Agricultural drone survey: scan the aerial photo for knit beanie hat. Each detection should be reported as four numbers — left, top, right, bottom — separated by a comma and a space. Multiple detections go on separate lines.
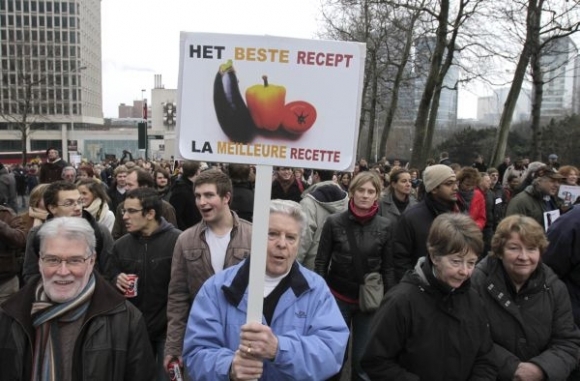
423, 164, 456, 193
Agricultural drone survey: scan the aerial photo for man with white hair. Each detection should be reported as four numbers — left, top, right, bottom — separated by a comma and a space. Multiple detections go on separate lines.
0, 217, 155, 380
393, 164, 461, 282
61, 166, 77, 183
183, 199, 348, 380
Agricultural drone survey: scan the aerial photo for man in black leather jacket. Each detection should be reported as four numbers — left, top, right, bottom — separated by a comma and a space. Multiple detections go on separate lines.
0, 217, 155, 380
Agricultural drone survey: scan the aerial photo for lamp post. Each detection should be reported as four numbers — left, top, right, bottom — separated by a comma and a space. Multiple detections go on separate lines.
139, 89, 148, 160
141, 89, 146, 120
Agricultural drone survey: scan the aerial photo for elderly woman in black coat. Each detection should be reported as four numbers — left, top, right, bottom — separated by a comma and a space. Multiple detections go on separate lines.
361, 213, 496, 380
471, 214, 580, 381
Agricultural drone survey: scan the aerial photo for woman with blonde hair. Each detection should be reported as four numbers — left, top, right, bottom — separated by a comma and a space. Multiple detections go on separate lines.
76, 178, 115, 231
22, 183, 50, 230
315, 171, 393, 380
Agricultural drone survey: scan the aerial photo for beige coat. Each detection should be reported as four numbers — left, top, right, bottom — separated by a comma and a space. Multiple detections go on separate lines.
164, 211, 252, 357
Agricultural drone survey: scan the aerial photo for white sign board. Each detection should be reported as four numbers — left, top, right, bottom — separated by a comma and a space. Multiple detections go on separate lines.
558, 185, 580, 204
176, 32, 366, 333
176, 32, 366, 171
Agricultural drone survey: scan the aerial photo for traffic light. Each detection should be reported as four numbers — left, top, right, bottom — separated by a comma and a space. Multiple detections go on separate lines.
138, 122, 147, 149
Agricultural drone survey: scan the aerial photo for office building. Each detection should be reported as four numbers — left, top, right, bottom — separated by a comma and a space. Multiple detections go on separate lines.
0, 0, 103, 159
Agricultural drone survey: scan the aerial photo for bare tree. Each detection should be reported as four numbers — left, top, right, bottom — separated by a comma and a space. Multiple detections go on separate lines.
409, 0, 486, 167
319, 0, 378, 160
490, 0, 580, 166
0, 38, 49, 166
321, 0, 429, 161
378, 0, 427, 159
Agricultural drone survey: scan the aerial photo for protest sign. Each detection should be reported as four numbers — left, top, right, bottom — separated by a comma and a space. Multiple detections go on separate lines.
177, 32, 366, 171
177, 32, 366, 327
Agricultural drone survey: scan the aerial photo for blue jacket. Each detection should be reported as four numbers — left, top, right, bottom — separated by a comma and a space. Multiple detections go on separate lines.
183, 259, 349, 381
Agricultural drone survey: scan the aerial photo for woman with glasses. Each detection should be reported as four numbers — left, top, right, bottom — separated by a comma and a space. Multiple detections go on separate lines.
76, 178, 115, 232
22, 181, 114, 284
362, 213, 496, 380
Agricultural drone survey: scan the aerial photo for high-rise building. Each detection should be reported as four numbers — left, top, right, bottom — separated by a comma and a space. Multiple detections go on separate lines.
0, 0, 103, 155
540, 36, 578, 119
571, 53, 580, 115
414, 36, 459, 131
477, 87, 531, 126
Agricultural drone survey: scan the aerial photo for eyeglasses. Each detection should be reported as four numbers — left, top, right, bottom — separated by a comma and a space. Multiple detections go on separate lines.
40, 255, 92, 267
121, 208, 143, 214
56, 199, 84, 207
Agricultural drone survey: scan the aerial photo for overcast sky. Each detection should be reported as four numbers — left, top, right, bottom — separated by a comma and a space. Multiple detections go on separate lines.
101, 0, 321, 117
101, 0, 478, 119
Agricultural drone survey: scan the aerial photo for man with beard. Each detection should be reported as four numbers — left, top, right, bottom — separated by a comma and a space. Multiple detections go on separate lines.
22, 181, 114, 283
393, 164, 461, 282
271, 167, 304, 203
39, 147, 68, 184
506, 165, 565, 230
164, 169, 252, 376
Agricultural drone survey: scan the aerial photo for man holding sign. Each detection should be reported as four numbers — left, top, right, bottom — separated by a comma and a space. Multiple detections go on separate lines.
182, 199, 348, 380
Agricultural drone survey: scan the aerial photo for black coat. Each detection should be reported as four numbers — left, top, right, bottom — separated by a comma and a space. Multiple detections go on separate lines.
107, 185, 126, 213
105, 219, 181, 341
230, 181, 254, 222
393, 195, 457, 282
271, 179, 303, 203
0, 273, 155, 381
545, 206, 580, 327
471, 257, 580, 381
169, 177, 201, 231
362, 258, 497, 381
314, 209, 393, 298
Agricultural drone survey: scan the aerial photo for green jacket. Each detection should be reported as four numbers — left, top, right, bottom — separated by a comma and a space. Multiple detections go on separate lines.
505, 185, 561, 227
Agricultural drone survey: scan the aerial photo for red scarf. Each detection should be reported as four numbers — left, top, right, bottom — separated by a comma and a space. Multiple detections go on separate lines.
348, 198, 379, 224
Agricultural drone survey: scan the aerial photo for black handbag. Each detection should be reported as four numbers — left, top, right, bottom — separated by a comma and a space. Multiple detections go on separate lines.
345, 224, 383, 312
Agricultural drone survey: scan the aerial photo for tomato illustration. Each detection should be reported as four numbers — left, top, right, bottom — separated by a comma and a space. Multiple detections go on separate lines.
281, 101, 317, 134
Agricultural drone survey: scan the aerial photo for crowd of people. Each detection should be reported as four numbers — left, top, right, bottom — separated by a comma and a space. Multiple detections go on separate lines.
1, 147, 580, 380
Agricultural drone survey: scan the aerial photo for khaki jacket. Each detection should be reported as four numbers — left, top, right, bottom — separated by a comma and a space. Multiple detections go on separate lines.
164, 211, 252, 356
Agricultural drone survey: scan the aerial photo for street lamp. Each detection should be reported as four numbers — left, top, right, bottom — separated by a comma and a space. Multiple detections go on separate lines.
139, 89, 148, 160
141, 89, 146, 120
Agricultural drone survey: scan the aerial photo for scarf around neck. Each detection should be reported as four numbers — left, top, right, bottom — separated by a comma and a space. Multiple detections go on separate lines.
29, 207, 49, 227
31, 274, 96, 381
84, 197, 109, 222
348, 198, 379, 224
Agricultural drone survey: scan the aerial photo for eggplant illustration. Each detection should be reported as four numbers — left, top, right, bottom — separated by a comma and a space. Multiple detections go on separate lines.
213, 60, 256, 143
